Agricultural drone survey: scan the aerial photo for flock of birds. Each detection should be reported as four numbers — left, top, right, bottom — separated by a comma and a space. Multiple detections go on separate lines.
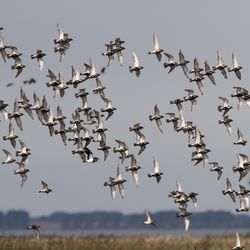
0, 25, 248, 248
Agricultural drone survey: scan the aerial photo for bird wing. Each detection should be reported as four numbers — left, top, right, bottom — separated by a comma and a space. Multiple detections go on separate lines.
132, 52, 140, 67
216, 169, 222, 180
232, 50, 239, 68
145, 209, 151, 222
57, 24, 64, 40
156, 119, 163, 133
220, 68, 228, 79
0, 49, 7, 63
37, 57, 44, 71
35, 228, 40, 240
41, 180, 48, 189
15, 116, 23, 131
132, 170, 139, 187
217, 49, 222, 65
235, 70, 241, 80
176, 180, 182, 192
153, 33, 160, 51
235, 232, 241, 247
154, 104, 160, 115
153, 157, 159, 173
229, 192, 236, 203
226, 178, 232, 189
110, 185, 116, 200
3, 149, 11, 159
116, 165, 122, 180
184, 216, 190, 232
237, 128, 243, 141
118, 183, 125, 198
21, 173, 27, 187
225, 123, 232, 135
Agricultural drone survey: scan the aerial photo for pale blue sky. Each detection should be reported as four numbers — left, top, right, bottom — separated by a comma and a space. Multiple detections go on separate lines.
0, 0, 249, 216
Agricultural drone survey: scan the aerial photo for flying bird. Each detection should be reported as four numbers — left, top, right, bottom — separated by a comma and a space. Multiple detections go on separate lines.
222, 178, 236, 203
0, 99, 9, 122
232, 232, 244, 250
11, 56, 25, 78
183, 89, 199, 111
201, 60, 216, 85
31, 50, 46, 71
133, 131, 149, 155
101, 95, 116, 120
27, 224, 40, 240
2, 149, 16, 164
39, 180, 52, 194
129, 52, 143, 77
217, 97, 233, 117
233, 128, 247, 146
148, 33, 164, 61
165, 113, 179, 131
177, 50, 189, 78
213, 49, 228, 79
143, 209, 156, 226
8, 98, 24, 131
14, 160, 30, 187
113, 139, 130, 163
3, 122, 18, 148
149, 104, 164, 133
218, 115, 233, 135
209, 162, 223, 180
228, 50, 242, 80
176, 207, 192, 232
104, 177, 116, 200
125, 154, 141, 187
163, 53, 177, 73
148, 157, 163, 183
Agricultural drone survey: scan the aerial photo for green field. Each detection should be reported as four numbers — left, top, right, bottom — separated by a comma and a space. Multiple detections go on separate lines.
0, 235, 249, 250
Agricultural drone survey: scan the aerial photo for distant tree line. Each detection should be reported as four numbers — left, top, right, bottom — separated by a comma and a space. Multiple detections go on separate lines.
0, 210, 249, 229
33, 210, 250, 230
0, 210, 29, 229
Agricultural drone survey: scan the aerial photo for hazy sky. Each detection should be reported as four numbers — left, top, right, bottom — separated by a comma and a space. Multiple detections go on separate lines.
0, 1, 250, 217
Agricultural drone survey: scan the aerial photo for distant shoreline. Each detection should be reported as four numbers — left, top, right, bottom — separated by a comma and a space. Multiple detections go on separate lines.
0, 227, 249, 238
0, 210, 249, 231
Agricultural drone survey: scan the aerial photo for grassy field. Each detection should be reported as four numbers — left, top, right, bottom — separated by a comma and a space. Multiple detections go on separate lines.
0, 235, 249, 250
